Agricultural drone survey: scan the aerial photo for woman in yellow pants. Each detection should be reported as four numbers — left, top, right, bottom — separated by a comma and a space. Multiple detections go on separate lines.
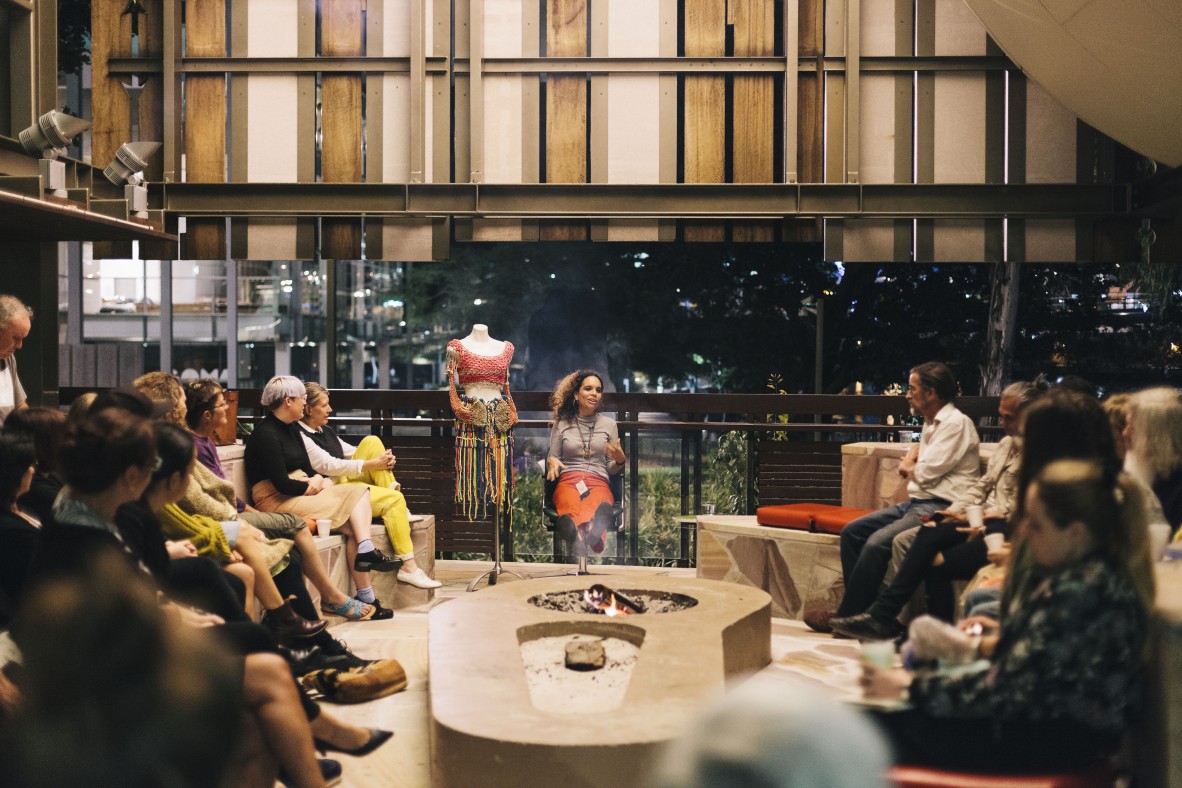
298, 383, 441, 589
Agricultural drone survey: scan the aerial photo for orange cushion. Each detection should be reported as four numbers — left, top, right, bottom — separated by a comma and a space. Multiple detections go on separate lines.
889, 762, 1116, 788
813, 506, 876, 535
755, 504, 819, 530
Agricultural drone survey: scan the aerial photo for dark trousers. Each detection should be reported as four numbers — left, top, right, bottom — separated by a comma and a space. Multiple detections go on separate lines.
867, 521, 993, 623
868, 708, 1117, 773
837, 499, 947, 617
165, 556, 250, 623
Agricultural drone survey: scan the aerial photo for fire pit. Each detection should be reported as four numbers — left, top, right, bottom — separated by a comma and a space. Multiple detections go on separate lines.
429, 575, 771, 788
527, 583, 698, 616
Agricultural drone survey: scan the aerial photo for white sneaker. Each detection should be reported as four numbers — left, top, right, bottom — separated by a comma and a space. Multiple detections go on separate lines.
397, 567, 442, 589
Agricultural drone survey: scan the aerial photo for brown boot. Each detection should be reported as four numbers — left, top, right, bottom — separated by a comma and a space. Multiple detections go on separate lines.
263, 599, 328, 645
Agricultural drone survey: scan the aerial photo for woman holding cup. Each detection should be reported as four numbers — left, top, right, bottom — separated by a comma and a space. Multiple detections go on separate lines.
862, 459, 1155, 772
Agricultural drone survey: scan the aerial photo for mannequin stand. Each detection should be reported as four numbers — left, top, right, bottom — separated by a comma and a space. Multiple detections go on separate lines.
467, 505, 524, 591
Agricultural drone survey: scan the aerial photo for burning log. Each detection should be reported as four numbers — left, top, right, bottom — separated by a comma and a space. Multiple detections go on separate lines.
583, 584, 646, 616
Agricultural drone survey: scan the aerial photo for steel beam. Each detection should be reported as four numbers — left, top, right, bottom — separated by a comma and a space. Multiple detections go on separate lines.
158, 181, 1126, 219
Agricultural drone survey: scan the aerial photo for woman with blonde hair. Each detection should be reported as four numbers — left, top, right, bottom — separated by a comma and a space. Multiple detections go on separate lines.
1123, 386, 1182, 533
245, 376, 398, 615
863, 459, 1154, 772
298, 382, 439, 589
546, 370, 626, 555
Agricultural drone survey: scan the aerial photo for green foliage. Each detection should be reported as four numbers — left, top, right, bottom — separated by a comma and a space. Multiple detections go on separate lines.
59, 0, 92, 75
703, 431, 749, 514
509, 470, 555, 561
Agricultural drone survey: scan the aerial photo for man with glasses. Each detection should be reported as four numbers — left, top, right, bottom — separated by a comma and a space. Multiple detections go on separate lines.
805, 362, 980, 637
0, 295, 33, 426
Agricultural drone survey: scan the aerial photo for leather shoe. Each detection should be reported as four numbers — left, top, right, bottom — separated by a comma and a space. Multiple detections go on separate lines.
354, 548, 402, 573
829, 612, 903, 641
262, 599, 329, 646
315, 728, 393, 757
803, 609, 836, 633
279, 758, 341, 788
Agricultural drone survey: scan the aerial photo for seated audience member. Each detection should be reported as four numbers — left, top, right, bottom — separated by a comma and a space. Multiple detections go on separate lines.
831, 381, 1039, 638
1102, 392, 1132, 465
245, 376, 399, 615
863, 459, 1154, 773
4, 550, 244, 788
653, 680, 891, 788
1, 407, 68, 524
28, 406, 341, 787
298, 382, 439, 589
65, 390, 97, 432
1122, 386, 1182, 534
0, 435, 41, 630
807, 362, 980, 634
960, 389, 1120, 625
181, 379, 381, 621
94, 387, 326, 643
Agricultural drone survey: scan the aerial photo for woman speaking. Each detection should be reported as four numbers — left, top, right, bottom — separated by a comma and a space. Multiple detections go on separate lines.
545, 370, 625, 555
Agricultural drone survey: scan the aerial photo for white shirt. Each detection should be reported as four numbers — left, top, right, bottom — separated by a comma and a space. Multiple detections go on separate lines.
296, 421, 365, 478
908, 402, 981, 504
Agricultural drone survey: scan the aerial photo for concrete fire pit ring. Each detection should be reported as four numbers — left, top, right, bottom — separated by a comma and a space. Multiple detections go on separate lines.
429, 575, 771, 788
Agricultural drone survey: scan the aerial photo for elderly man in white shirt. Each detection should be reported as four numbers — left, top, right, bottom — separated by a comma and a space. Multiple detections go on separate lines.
805, 362, 980, 637
0, 296, 32, 426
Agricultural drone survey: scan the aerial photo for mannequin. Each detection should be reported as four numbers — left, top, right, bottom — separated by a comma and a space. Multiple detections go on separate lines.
446, 324, 517, 520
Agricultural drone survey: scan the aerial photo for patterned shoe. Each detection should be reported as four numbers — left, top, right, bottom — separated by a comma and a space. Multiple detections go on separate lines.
320, 597, 375, 621
803, 609, 836, 634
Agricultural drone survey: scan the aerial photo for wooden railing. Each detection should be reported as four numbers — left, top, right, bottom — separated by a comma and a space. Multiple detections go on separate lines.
61, 388, 1002, 562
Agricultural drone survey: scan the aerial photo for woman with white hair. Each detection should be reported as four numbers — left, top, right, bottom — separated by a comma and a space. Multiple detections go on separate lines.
1123, 386, 1182, 534
245, 376, 398, 617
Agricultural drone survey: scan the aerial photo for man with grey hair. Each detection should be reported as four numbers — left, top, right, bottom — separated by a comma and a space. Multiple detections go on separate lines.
0, 295, 32, 426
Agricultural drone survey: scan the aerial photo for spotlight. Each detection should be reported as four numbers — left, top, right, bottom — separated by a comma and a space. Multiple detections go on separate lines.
18, 109, 90, 158
104, 141, 161, 219
103, 141, 161, 186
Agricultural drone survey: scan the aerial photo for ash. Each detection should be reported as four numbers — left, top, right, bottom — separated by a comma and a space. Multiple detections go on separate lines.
527, 589, 699, 615
520, 635, 640, 714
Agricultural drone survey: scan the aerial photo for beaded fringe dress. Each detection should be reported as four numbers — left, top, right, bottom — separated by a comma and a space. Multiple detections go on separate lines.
446, 339, 518, 521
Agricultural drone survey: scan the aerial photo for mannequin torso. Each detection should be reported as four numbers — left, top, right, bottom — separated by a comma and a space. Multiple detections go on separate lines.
450, 324, 511, 402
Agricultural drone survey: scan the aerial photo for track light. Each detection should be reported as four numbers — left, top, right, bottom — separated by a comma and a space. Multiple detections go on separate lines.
18, 109, 90, 158
104, 141, 161, 219
104, 141, 161, 186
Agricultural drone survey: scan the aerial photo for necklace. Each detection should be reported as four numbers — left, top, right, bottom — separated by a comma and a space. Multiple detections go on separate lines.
575, 415, 596, 461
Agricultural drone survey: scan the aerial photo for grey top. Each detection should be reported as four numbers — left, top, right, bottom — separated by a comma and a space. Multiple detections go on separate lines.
549, 413, 621, 481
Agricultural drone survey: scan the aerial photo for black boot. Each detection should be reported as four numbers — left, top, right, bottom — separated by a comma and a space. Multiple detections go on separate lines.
263, 599, 329, 646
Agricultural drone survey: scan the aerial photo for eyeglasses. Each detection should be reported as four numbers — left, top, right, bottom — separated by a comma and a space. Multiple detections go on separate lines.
213, 399, 229, 409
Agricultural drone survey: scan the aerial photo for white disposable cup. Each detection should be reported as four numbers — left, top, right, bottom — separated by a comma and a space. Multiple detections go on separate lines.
1149, 523, 1172, 562
983, 532, 1005, 553
860, 640, 896, 669
965, 505, 984, 530
316, 519, 333, 538
702, 503, 716, 516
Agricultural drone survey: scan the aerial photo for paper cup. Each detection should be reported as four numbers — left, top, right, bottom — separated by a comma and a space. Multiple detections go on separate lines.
1149, 523, 1172, 562
702, 503, 716, 516
860, 640, 896, 669
316, 519, 333, 538
965, 505, 984, 530
983, 532, 1005, 552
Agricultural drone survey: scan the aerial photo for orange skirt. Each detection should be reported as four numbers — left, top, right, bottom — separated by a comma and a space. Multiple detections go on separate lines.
554, 472, 614, 553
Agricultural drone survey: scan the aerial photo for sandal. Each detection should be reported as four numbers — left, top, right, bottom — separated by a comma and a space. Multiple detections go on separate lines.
320, 597, 375, 621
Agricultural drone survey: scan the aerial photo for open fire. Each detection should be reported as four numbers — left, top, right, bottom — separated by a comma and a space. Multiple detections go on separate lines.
584, 584, 645, 616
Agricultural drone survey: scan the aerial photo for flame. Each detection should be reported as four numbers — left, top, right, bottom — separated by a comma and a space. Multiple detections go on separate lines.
584, 585, 637, 616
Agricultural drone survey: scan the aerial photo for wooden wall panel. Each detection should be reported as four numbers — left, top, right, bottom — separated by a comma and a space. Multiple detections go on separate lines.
320, 0, 364, 260
542, 0, 588, 241
731, 0, 775, 241
683, 0, 726, 242
600, 0, 661, 241
473, 0, 527, 240
798, 0, 824, 57
182, 0, 227, 260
